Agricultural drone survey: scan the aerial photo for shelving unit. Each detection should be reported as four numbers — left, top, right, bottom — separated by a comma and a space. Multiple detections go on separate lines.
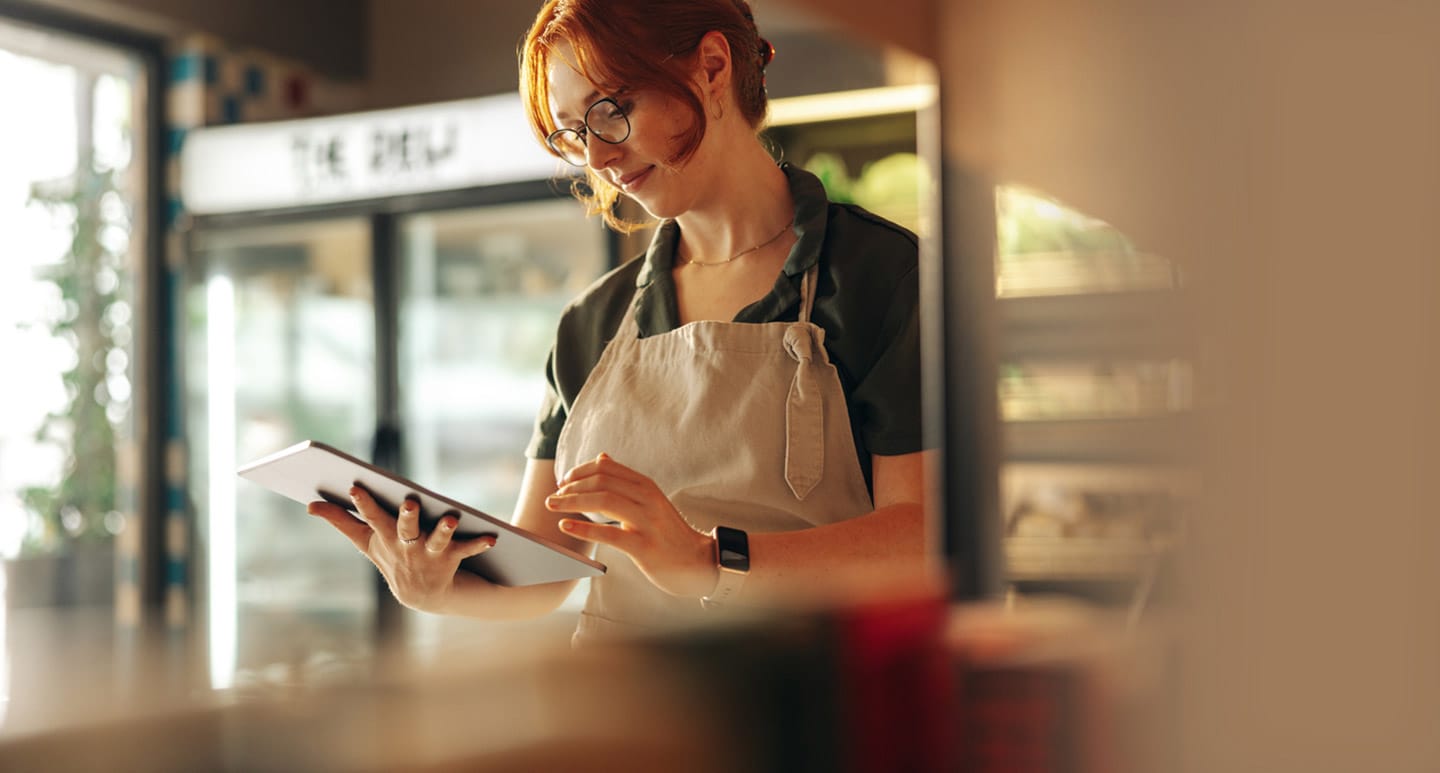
995, 190, 1195, 606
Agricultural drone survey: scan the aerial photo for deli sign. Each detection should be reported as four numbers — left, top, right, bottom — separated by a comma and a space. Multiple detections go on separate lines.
180, 94, 562, 214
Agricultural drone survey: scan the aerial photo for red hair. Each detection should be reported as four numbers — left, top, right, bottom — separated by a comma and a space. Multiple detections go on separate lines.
519, 0, 772, 231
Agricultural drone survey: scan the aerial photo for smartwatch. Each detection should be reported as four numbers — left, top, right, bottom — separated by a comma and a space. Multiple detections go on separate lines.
702, 525, 749, 608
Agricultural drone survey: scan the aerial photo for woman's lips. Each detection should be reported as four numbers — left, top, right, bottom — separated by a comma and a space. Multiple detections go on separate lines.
618, 166, 653, 192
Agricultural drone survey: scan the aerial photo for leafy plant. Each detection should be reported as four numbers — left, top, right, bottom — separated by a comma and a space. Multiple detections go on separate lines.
20, 147, 129, 555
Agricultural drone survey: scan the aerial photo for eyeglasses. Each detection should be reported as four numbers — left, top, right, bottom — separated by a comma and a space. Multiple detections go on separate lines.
545, 96, 632, 166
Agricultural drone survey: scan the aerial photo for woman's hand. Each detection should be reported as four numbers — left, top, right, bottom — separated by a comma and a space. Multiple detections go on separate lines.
307, 486, 498, 612
546, 453, 717, 599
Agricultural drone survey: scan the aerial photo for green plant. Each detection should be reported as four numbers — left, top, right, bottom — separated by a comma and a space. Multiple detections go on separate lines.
20, 148, 129, 555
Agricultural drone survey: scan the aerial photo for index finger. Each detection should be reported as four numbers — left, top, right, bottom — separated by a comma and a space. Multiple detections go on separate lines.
561, 452, 645, 486
349, 485, 397, 539
308, 500, 374, 553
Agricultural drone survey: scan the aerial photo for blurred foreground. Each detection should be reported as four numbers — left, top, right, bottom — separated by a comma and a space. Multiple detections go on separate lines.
0, 593, 1174, 772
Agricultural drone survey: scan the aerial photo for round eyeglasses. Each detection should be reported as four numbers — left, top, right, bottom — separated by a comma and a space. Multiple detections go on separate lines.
546, 96, 632, 166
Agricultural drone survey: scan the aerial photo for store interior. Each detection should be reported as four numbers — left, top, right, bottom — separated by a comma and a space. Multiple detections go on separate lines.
1, 0, 1438, 770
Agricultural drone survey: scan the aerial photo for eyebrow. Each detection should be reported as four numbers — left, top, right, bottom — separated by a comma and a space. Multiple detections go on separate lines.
554, 89, 601, 124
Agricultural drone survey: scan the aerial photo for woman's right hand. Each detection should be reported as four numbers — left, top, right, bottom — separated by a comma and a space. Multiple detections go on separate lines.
307, 486, 498, 612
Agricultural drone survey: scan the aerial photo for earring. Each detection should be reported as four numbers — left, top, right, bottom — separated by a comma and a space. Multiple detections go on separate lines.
711, 98, 724, 121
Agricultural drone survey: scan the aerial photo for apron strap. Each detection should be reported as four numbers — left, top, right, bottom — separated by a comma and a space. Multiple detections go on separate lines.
784, 264, 826, 500
797, 264, 818, 324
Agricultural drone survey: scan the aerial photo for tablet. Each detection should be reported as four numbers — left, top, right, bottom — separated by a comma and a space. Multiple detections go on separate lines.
237, 440, 605, 587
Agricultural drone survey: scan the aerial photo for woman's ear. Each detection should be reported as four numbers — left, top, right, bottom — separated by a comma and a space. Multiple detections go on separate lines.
695, 30, 733, 94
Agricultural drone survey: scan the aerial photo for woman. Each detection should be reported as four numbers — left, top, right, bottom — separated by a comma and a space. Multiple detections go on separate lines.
308, 0, 933, 645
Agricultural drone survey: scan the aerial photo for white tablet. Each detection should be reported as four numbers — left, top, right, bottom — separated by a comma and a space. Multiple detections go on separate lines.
237, 440, 605, 587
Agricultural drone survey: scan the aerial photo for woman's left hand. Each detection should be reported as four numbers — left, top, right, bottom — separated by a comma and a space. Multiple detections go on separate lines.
545, 453, 717, 599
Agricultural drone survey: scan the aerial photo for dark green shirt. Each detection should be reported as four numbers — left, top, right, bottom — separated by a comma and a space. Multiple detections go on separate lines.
527, 164, 924, 492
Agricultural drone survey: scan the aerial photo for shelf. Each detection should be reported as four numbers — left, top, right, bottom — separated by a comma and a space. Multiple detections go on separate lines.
997, 287, 1195, 586
1003, 414, 1197, 464
1004, 538, 1159, 582
999, 289, 1194, 360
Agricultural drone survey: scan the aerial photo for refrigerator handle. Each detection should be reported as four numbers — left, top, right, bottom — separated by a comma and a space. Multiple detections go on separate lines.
370, 419, 407, 645
371, 421, 403, 471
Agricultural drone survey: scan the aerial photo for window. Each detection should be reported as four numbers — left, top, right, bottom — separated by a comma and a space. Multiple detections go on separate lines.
0, 19, 149, 603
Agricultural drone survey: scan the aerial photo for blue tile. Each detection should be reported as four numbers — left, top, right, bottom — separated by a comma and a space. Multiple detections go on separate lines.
203, 55, 217, 85
166, 558, 186, 586
165, 271, 184, 439
164, 198, 185, 230
169, 53, 199, 84
166, 484, 186, 512
244, 65, 265, 97
165, 127, 187, 157
221, 95, 241, 124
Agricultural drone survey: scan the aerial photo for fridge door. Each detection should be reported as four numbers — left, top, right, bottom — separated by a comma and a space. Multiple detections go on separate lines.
395, 197, 610, 650
397, 199, 609, 520
186, 217, 378, 688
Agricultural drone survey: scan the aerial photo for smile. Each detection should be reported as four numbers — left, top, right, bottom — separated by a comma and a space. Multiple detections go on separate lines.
617, 166, 653, 192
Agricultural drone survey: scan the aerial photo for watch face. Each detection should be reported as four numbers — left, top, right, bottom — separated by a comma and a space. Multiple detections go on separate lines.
715, 526, 750, 573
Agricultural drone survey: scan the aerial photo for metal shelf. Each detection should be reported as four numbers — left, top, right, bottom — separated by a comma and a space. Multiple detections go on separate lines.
1003, 414, 1198, 464
997, 288, 1195, 586
1004, 538, 1160, 582
999, 289, 1194, 360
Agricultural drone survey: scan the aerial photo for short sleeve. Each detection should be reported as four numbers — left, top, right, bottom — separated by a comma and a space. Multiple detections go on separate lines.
525, 344, 565, 460
851, 263, 927, 456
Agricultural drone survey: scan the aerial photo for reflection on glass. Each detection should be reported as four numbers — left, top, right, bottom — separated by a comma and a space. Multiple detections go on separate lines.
996, 186, 1179, 298
399, 200, 609, 519
188, 219, 377, 689
1000, 359, 1193, 422
205, 275, 237, 689
398, 199, 608, 640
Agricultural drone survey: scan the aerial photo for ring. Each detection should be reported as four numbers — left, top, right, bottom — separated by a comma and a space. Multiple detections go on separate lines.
399, 536, 420, 544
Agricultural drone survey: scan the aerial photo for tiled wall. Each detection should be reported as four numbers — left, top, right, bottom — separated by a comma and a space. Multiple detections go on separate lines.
118, 33, 357, 630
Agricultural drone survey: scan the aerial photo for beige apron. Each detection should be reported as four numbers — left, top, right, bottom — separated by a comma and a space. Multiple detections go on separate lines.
554, 262, 875, 646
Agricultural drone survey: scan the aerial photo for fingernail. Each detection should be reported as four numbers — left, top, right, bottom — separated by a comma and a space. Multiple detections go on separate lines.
349, 487, 360, 498
483, 536, 497, 548
559, 520, 575, 532
441, 519, 455, 531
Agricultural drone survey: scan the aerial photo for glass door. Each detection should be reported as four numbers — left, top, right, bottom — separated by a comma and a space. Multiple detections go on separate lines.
396, 197, 610, 651
186, 218, 378, 689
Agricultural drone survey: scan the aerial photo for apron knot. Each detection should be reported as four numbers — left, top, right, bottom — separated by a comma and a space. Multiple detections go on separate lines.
784, 322, 826, 499
783, 322, 825, 363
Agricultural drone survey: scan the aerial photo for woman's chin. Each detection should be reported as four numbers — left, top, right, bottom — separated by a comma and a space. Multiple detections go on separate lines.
629, 195, 682, 222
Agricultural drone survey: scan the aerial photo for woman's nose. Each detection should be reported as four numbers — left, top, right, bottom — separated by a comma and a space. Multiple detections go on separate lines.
585, 136, 621, 170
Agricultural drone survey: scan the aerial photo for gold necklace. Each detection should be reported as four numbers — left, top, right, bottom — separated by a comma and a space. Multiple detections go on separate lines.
680, 222, 791, 267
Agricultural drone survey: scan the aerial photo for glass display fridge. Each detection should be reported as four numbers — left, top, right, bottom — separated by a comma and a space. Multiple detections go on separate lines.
758, 84, 1197, 610
179, 96, 614, 687
993, 186, 1196, 611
